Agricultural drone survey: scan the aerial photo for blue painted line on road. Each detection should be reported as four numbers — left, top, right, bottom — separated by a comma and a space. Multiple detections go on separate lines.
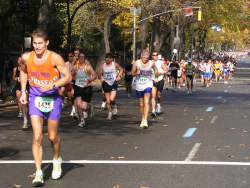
206, 107, 213, 112
183, 128, 197, 138
217, 96, 222, 99
228, 86, 231, 89
224, 90, 228, 92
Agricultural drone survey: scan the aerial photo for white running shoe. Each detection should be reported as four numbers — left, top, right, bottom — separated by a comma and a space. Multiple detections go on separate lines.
70, 110, 74, 117
101, 102, 106, 109
83, 110, 88, 118
128, 93, 131, 98
187, 90, 190, 95
73, 113, 79, 119
32, 172, 44, 186
190, 90, 192, 94
22, 121, 29, 130
156, 104, 162, 114
88, 105, 94, 118
112, 105, 118, 115
78, 119, 86, 127
17, 111, 23, 118
142, 120, 148, 129
52, 156, 62, 180
140, 119, 145, 128
107, 113, 112, 120
151, 110, 156, 117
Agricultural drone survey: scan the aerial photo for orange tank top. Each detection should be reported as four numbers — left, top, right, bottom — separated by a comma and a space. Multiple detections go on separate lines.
27, 51, 59, 87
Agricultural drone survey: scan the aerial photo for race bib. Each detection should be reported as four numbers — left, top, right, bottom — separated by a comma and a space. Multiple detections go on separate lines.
138, 76, 148, 85
186, 69, 192, 74
76, 76, 87, 86
105, 73, 115, 80
35, 96, 54, 113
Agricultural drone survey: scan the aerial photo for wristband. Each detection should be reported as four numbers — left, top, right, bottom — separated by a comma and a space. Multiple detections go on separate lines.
21, 90, 26, 92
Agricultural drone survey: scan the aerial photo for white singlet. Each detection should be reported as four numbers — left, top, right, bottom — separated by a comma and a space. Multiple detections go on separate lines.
103, 62, 117, 86
135, 60, 153, 91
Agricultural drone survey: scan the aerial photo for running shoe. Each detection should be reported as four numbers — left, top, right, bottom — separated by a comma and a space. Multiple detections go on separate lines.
142, 120, 148, 129
156, 105, 162, 114
52, 156, 62, 180
70, 110, 74, 117
88, 105, 94, 118
128, 93, 131, 98
32, 172, 44, 187
107, 113, 112, 120
151, 110, 156, 117
73, 113, 79, 119
190, 90, 192, 94
187, 90, 190, 95
140, 119, 145, 128
78, 119, 86, 127
83, 110, 88, 118
17, 111, 23, 118
22, 121, 29, 130
101, 102, 106, 109
112, 105, 118, 115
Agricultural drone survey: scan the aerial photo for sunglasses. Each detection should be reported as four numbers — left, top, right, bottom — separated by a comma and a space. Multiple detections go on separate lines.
152, 55, 158, 56
105, 56, 112, 59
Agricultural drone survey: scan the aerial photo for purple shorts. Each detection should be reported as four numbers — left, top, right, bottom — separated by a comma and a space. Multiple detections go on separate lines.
29, 94, 62, 120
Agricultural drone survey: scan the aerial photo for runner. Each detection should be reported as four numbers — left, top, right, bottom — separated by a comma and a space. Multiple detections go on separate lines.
124, 59, 133, 97
70, 52, 96, 127
223, 62, 229, 84
65, 53, 75, 116
20, 29, 72, 186
186, 58, 195, 94
98, 53, 124, 120
164, 59, 171, 90
169, 60, 180, 92
131, 49, 158, 128
214, 59, 220, 82
229, 61, 235, 79
180, 60, 186, 87
150, 52, 168, 116
199, 59, 205, 87
219, 60, 224, 79
13, 57, 29, 130
204, 59, 211, 87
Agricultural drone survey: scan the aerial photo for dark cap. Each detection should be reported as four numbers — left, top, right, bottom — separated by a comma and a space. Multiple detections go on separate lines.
105, 53, 113, 58
205, 59, 209, 63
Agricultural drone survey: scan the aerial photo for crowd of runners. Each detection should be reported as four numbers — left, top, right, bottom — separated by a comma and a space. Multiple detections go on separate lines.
10, 28, 246, 186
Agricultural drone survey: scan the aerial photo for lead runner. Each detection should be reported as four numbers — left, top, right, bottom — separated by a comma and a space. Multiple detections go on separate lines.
20, 29, 72, 187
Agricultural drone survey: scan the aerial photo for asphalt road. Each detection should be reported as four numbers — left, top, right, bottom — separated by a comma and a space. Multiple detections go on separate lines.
1, 57, 250, 188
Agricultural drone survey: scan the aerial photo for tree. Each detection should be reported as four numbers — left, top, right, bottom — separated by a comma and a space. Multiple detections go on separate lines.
37, 0, 53, 33
0, 0, 18, 97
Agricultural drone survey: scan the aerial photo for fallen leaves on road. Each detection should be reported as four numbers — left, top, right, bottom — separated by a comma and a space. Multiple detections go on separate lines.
225, 146, 230, 148
243, 130, 248, 133
110, 157, 114, 159
245, 157, 249, 159
135, 147, 138, 149
12, 185, 21, 187
200, 119, 204, 121
163, 125, 168, 127
214, 146, 218, 148
172, 165, 175, 167
44, 133, 48, 135
114, 185, 119, 188
228, 156, 234, 158
132, 117, 136, 118
28, 174, 35, 178
242, 181, 247, 184
123, 143, 127, 145
231, 128, 235, 130
196, 122, 199, 124
213, 159, 218, 161
240, 144, 245, 147
96, 153, 104, 155
118, 156, 124, 159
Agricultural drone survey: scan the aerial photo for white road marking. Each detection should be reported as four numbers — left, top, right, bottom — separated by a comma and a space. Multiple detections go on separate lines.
217, 96, 222, 99
211, 116, 218, 123
223, 99, 227, 103
184, 143, 201, 161
224, 90, 228, 92
1, 160, 250, 166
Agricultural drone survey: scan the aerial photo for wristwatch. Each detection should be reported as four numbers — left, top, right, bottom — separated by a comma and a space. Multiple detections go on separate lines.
52, 83, 56, 89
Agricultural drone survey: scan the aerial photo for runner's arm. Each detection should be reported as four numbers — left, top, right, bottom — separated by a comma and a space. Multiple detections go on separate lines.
52, 53, 72, 88
131, 61, 138, 77
12, 67, 17, 81
115, 63, 124, 77
160, 62, 168, 75
87, 65, 97, 82
98, 64, 104, 81
152, 62, 158, 78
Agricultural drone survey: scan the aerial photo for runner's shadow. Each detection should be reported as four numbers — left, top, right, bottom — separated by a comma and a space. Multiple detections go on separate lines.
42, 162, 85, 181
0, 147, 20, 159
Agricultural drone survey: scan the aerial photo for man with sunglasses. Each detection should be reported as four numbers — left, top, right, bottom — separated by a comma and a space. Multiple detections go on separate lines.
98, 53, 124, 120
131, 50, 158, 128
151, 52, 168, 116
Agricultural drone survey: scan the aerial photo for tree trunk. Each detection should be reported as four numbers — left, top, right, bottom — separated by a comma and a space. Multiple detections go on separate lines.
136, 13, 149, 57
95, 38, 106, 72
37, 0, 53, 33
0, 0, 18, 98
66, 0, 93, 52
103, 13, 112, 53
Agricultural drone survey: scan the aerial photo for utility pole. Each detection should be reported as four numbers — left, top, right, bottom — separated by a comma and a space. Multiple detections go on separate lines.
133, 7, 136, 63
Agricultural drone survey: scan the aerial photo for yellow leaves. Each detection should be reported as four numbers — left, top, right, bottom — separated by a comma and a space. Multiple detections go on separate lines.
96, 153, 104, 155
135, 147, 138, 149
118, 156, 124, 159
12, 185, 21, 188
28, 174, 35, 178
